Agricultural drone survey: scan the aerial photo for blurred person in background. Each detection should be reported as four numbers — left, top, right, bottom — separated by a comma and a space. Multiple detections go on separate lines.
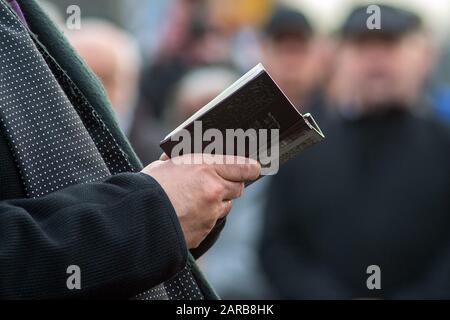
131, 0, 235, 163
260, 4, 450, 299
69, 19, 141, 134
205, 0, 274, 71
260, 6, 327, 112
164, 67, 239, 127
68, 19, 164, 163
135, 0, 274, 122
326, 5, 436, 119
136, 0, 232, 121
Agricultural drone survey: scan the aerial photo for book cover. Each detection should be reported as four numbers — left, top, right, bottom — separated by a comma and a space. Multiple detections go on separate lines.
160, 63, 325, 177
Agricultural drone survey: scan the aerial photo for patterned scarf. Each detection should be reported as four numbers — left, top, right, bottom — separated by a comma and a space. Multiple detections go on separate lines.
0, 0, 203, 300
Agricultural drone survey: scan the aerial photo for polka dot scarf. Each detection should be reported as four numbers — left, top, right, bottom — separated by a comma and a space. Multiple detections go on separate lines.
0, 1, 203, 300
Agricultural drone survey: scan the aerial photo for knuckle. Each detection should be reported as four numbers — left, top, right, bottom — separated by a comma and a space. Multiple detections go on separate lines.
230, 184, 241, 198
208, 183, 224, 201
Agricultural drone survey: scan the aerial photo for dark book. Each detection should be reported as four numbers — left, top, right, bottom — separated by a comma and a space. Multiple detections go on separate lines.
160, 63, 325, 178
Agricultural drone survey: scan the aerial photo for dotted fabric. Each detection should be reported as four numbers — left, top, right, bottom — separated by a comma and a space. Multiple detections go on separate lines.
0, 2, 203, 300
0, 4, 113, 198
164, 266, 204, 300
136, 266, 204, 300
33, 42, 135, 179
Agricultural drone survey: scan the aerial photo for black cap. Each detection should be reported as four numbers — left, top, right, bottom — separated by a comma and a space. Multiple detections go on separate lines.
340, 4, 423, 39
264, 7, 313, 39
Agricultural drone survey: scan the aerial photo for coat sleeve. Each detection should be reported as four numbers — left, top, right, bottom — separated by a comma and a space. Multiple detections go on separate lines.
0, 173, 188, 299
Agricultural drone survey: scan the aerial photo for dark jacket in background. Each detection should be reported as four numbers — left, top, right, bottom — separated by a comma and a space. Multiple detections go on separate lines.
260, 108, 450, 299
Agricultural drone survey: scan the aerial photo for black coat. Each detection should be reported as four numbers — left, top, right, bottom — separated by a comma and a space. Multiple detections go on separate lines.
0, 0, 221, 299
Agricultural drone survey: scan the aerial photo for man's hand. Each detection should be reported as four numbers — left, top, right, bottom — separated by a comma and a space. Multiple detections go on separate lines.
142, 154, 261, 249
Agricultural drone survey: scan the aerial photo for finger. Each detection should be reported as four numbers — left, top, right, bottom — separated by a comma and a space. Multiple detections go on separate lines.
222, 181, 245, 201
219, 200, 233, 218
214, 157, 261, 182
160, 153, 170, 161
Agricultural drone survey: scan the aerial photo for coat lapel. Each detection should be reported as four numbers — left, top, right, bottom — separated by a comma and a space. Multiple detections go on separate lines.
17, 0, 142, 171
14, 0, 220, 300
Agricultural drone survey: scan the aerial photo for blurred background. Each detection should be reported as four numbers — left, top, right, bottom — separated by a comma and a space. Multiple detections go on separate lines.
42, 0, 450, 299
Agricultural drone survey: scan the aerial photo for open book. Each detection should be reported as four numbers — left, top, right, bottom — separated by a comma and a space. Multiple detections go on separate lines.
160, 63, 325, 178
